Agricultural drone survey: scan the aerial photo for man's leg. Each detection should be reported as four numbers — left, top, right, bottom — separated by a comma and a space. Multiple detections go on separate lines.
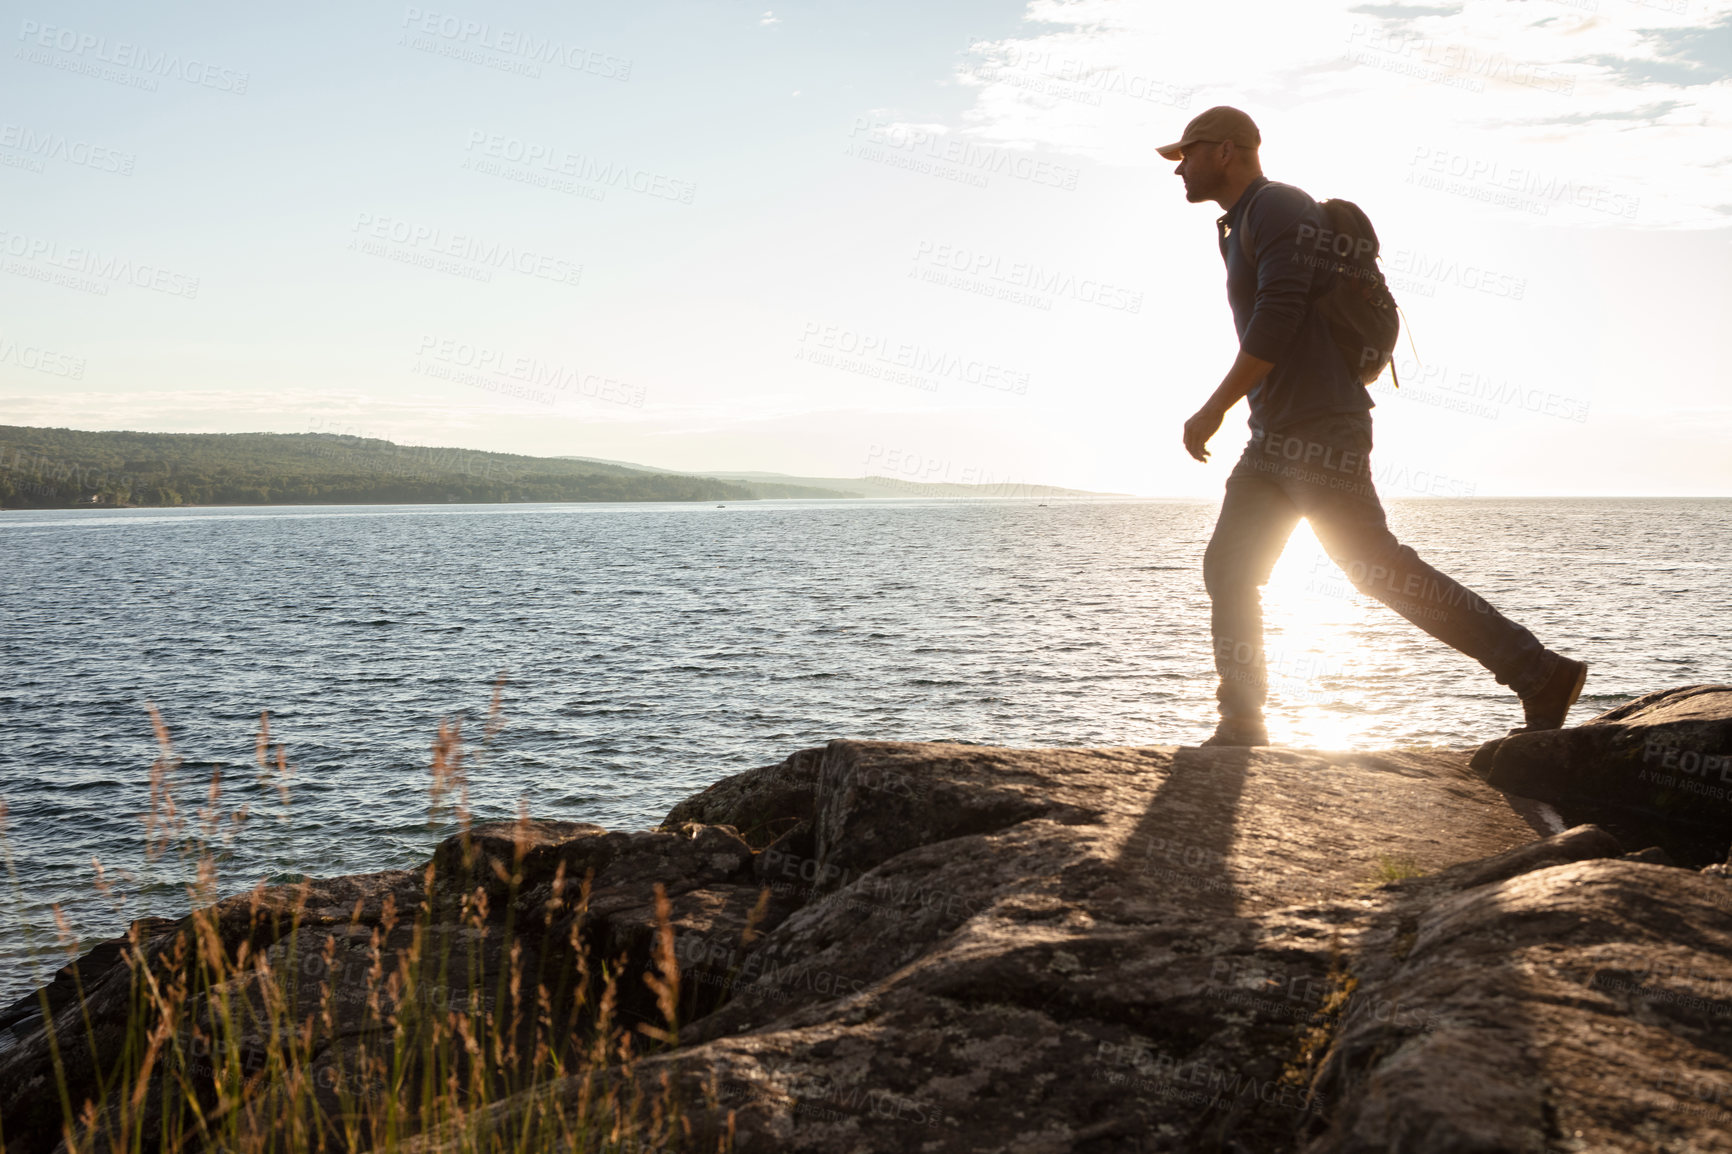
1269, 414, 1561, 700
1204, 451, 1301, 731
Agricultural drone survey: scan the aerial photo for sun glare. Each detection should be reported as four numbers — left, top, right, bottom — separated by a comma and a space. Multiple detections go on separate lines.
1259, 520, 1385, 750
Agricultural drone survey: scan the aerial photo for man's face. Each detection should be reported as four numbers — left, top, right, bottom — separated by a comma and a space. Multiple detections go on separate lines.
1174, 140, 1226, 203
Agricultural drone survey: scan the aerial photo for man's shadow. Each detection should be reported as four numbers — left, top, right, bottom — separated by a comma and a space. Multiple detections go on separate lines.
1115, 746, 1252, 916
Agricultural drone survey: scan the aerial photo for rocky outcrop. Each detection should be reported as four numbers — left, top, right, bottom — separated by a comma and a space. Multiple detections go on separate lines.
4, 695, 1732, 1153
1473, 684, 1732, 865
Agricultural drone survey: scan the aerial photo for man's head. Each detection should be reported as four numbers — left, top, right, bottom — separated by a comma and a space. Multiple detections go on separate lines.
1159, 106, 1263, 205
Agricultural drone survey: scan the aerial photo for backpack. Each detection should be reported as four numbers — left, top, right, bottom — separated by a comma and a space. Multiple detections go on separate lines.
1243, 192, 1401, 388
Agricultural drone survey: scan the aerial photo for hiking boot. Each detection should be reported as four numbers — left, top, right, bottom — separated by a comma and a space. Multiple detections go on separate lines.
1200, 717, 1269, 747
1511, 657, 1588, 735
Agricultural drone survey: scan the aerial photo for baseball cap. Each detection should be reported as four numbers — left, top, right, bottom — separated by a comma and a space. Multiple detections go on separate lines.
1156, 106, 1261, 161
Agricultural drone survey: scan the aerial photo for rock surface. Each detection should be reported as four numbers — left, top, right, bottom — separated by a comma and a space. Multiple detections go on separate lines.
5, 702, 1732, 1153
1473, 684, 1732, 865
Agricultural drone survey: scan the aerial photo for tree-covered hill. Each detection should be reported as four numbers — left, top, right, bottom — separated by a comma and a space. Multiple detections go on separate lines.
0, 426, 774, 508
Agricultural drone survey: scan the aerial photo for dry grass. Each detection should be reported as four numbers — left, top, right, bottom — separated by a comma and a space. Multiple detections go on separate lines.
0, 679, 734, 1154
1367, 855, 1426, 884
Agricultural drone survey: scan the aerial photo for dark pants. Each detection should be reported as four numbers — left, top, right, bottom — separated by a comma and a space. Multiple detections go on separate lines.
1203, 412, 1555, 721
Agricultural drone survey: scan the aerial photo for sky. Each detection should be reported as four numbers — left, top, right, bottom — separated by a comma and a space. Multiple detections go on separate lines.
1, 0, 1728, 497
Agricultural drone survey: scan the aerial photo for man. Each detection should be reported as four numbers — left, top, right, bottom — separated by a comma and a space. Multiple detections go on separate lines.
1160, 106, 1587, 747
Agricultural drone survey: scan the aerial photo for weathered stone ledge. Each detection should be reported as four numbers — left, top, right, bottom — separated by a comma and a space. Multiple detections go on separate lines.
3, 687, 1730, 1153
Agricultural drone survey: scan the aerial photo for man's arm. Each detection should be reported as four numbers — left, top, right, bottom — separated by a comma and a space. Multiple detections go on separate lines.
1184, 186, 1321, 462
1183, 349, 1273, 462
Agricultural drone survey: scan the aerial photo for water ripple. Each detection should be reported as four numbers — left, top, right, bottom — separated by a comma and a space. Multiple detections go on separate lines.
1, 496, 1728, 1002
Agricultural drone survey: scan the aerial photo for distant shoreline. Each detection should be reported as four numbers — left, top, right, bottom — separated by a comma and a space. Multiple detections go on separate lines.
5, 494, 1726, 513
0, 493, 1144, 513
0, 424, 1114, 509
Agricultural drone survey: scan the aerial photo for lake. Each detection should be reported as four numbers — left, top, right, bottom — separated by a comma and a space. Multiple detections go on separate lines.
2, 497, 1728, 1005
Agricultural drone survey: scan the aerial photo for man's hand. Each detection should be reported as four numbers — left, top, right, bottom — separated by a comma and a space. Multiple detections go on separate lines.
1183, 404, 1224, 463
1183, 350, 1274, 463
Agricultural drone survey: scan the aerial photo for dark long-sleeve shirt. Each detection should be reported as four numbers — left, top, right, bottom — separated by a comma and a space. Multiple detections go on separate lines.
1218, 176, 1372, 434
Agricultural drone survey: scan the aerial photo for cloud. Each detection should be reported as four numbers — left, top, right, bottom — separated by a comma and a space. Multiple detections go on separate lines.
936, 0, 1732, 227
760, 10, 781, 25
1526, 99, 1684, 125
1581, 13, 1732, 86
1347, 3, 1464, 17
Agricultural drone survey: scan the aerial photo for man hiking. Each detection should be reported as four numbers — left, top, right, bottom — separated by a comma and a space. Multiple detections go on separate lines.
1161, 106, 1587, 747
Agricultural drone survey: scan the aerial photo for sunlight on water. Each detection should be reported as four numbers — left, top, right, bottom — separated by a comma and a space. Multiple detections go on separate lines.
1259, 521, 1386, 751
3, 497, 1726, 1005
